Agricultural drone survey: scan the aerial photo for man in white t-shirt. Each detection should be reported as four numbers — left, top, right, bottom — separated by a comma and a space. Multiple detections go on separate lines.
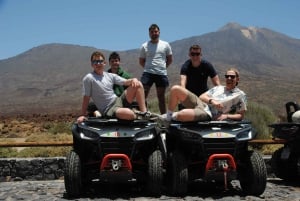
139, 24, 173, 114
158, 68, 246, 127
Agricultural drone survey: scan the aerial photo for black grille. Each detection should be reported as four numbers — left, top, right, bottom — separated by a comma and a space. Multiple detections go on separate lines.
203, 138, 236, 155
100, 138, 134, 157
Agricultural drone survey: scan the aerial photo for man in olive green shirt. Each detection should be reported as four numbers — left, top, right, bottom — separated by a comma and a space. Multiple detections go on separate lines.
107, 51, 131, 96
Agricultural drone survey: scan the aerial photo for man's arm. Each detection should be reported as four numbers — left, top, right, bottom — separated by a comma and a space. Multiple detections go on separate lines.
227, 110, 245, 121
139, 58, 145, 68
211, 75, 221, 86
81, 96, 90, 116
77, 96, 90, 123
166, 55, 172, 67
200, 91, 224, 111
123, 78, 141, 87
199, 92, 211, 104
214, 110, 245, 121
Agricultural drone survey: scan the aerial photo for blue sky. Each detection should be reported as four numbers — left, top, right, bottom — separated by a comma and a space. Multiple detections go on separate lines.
1, 0, 300, 60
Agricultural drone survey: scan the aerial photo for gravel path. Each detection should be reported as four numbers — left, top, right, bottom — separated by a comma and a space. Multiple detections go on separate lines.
1, 178, 300, 201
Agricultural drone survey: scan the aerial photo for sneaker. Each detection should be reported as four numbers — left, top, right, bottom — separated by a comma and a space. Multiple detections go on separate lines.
134, 110, 158, 121
157, 114, 171, 128
142, 111, 152, 119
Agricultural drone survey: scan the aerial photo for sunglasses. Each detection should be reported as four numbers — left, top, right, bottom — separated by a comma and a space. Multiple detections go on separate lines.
91, 60, 104, 65
190, 52, 201, 56
225, 75, 236, 79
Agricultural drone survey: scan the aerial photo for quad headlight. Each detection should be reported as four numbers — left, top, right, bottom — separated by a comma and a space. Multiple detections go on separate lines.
180, 130, 202, 141
79, 129, 99, 140
236, 130, 253, 141
135, 129, 155, 141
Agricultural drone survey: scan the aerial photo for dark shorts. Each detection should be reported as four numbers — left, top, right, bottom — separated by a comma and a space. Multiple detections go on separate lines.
141, 72, 169, 88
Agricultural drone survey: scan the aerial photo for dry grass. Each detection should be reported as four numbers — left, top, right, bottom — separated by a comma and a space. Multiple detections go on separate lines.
0, 120, 73, 158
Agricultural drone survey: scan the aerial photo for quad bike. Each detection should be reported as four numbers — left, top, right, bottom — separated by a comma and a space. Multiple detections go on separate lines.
270, 101, 300, 181
64, 115, 167, 197
165, 120, 267, 196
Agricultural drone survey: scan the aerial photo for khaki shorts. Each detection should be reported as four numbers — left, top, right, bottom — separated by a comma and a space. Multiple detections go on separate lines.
105, 93, 130, 118
181, 91, 211, 121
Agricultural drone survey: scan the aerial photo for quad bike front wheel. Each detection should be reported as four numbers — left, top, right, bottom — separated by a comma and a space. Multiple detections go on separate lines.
64, 150, 84, 198
147, 149, 164, 196
238, 151, 267, 196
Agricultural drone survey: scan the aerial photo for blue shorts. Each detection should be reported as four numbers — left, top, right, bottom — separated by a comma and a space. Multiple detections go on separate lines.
141, 72, 169, 88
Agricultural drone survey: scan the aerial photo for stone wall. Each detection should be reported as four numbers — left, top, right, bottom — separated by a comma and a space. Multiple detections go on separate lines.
0, 157, 65, 182
0, 157, 273, 182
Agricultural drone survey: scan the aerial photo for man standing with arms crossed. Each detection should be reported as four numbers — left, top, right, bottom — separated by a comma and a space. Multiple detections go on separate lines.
139, 24, 173, 114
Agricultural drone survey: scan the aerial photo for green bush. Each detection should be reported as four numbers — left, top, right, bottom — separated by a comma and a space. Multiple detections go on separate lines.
245, 101, 277, 139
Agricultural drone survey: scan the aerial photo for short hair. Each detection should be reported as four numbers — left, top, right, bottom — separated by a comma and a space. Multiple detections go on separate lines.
109, 51, 120, 61
226, 67, 240, 86
149, 24, 160, 31
227, 67, 240, 78
90, 51, 105, 62
189, 44, 202, 53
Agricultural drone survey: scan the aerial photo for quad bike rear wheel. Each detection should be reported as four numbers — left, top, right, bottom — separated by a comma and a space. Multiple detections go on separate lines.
238, 151, 267, 196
